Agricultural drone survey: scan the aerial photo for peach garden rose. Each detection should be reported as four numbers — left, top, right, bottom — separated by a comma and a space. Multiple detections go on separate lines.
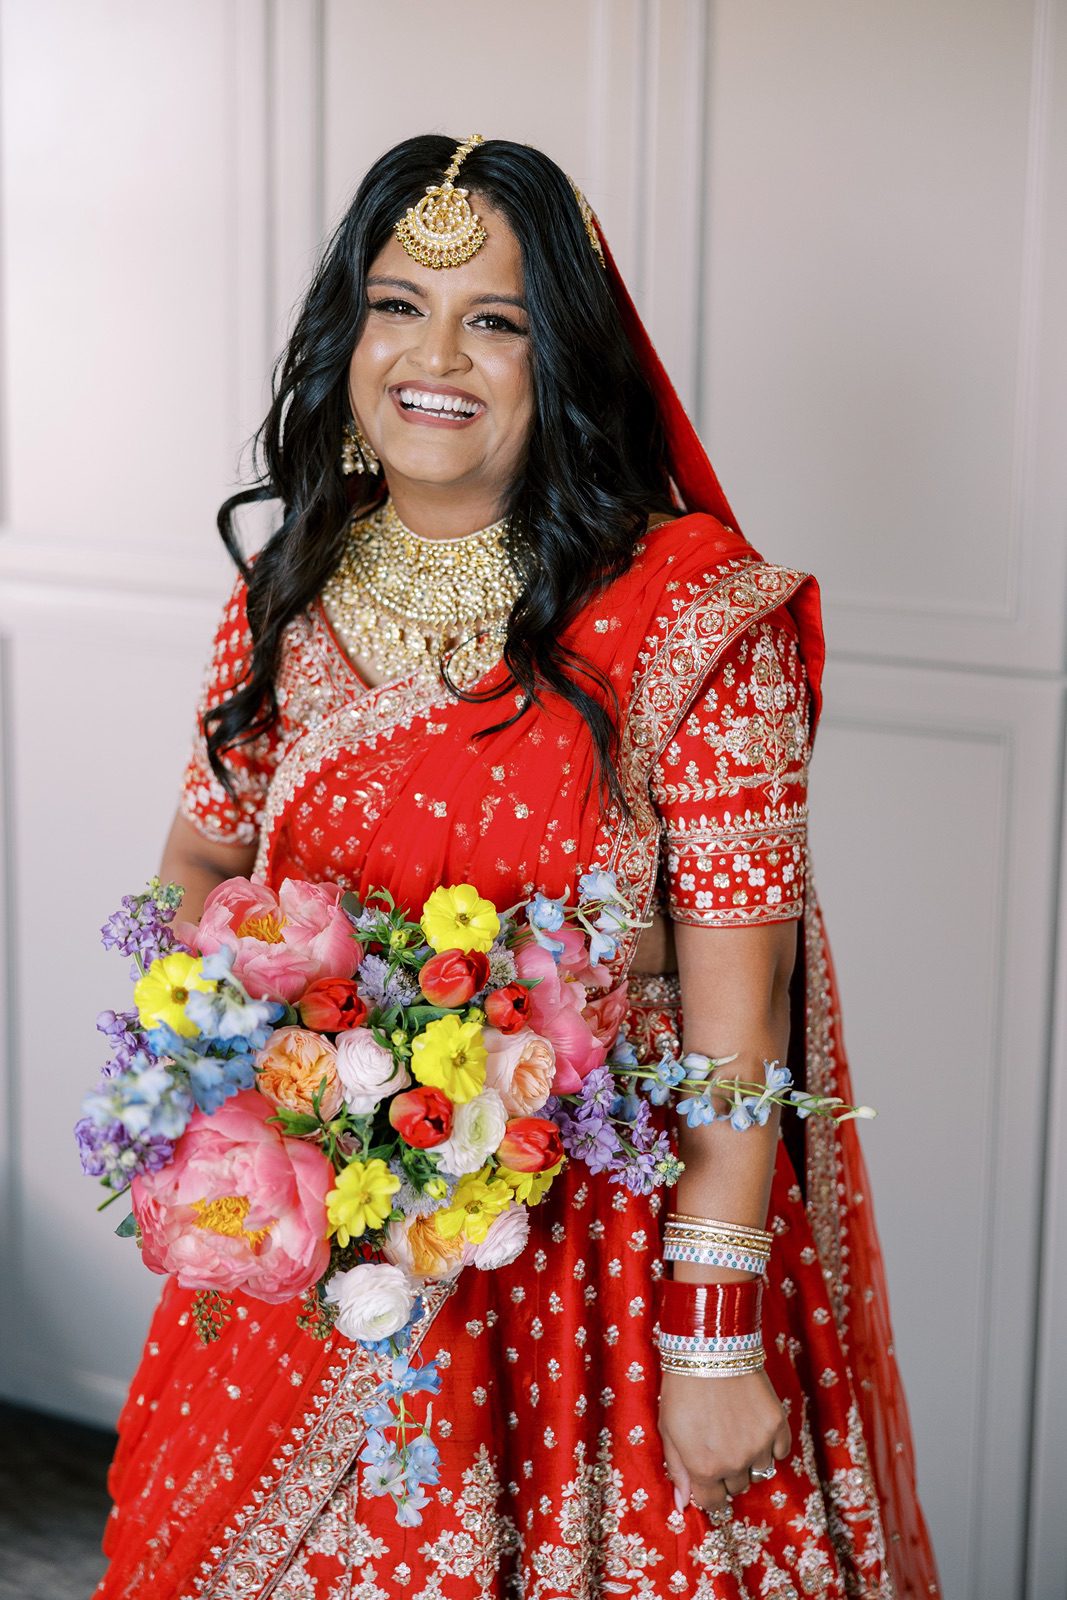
254, 1026, 344, 1120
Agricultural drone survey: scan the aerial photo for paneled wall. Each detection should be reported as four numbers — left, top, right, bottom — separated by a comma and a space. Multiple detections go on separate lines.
1, 4, 1064, 1596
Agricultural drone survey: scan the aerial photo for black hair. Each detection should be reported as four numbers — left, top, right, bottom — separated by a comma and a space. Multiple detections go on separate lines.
206, 135, 674, 812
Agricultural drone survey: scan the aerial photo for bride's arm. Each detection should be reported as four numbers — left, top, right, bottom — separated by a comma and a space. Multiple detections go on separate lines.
159, 810, 257, 924
657, 917, 796, 1513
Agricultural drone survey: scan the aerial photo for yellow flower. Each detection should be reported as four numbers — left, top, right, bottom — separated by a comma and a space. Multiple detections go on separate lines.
134, 952, 215, 1038
420, 884, 500, 955
410, 1014, 487, 1104
497, 1159, 564, 1207
434, 1167, 512, 1243
325, 1158, 400, 1246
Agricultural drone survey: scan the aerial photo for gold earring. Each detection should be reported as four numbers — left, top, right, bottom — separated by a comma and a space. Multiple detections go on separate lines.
341, 418, 380, 476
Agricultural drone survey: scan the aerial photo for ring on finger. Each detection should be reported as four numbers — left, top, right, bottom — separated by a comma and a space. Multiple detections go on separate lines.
750, 1464, 777, 1482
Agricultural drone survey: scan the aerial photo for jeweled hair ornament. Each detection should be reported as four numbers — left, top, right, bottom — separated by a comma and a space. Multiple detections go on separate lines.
395, 134, 487, 269
567, 176, 606, 269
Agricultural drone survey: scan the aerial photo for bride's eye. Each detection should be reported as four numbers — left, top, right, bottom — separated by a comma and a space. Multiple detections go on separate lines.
367, 298, 420, 316
470, 312, 527, 335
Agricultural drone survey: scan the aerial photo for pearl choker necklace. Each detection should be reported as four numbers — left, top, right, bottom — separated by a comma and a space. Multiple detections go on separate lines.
321, 498, 522, 688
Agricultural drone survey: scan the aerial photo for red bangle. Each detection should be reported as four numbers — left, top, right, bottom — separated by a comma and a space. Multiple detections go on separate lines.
656, 1277, 763, 1340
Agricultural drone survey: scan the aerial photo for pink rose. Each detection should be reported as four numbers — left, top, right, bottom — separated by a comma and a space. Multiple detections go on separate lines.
178, 876, 362, 1004
482, 1026, 556, 1116
131, 1089, 331, 1304
582, 980, 630, 1048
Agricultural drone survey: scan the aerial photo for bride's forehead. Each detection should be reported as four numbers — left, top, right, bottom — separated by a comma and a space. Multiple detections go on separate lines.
368, 202, 525, 300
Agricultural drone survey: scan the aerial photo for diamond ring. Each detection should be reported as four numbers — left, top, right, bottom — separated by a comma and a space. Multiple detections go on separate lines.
750, 1465, 777, 1482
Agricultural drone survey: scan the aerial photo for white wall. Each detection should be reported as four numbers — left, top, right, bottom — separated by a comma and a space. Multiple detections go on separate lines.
1, 4, 1065, 1596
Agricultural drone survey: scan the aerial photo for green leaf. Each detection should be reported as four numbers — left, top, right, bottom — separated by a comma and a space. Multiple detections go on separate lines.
340, 890, 364, 918
114, 1212, 138, 1238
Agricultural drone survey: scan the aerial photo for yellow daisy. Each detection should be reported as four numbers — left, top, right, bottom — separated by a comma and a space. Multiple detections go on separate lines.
325, 1158, 400, 1246
497, 1159, 564, 1207
434, 1168, 512, 1243
410, 1014, 487, 1104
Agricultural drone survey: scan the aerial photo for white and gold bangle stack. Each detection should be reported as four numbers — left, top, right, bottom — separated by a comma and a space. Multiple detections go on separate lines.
662, 1213, 773, 1277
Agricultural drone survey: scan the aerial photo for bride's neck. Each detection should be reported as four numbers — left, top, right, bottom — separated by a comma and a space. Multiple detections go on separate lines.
384, 479, 508, 540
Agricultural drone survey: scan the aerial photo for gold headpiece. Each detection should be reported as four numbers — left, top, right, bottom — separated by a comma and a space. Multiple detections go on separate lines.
395, 134, 487, 269
567, 177, 606, 269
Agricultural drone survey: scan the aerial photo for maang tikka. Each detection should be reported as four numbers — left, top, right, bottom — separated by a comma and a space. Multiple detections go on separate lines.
395, 134, 487, 269
341, 418, 380, 476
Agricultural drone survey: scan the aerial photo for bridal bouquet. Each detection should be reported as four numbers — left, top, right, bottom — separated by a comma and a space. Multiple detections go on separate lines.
77, 869, 866, 1523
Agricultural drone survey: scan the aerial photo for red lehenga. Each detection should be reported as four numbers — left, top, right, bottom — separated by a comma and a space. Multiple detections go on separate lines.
96, 249, 940, 1599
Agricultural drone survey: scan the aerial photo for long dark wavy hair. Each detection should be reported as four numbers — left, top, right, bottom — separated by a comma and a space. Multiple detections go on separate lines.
206, 135, 674, 812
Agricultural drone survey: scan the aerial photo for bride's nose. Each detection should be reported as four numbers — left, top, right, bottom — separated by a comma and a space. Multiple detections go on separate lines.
411, 313, 471, 377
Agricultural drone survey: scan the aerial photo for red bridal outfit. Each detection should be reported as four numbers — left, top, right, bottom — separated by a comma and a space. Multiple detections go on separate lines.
96, 251, 939, 1600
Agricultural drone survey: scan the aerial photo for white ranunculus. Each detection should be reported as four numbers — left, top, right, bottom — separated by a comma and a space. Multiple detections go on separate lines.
471, 1204, 530, 1271
323, 1261, 416, 1342
434, 1087, 508, 1176
334, 1027, 410, 1116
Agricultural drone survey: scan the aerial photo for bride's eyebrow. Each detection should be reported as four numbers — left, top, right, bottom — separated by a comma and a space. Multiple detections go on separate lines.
469, 293, 528, 311
366, 275, 426, 295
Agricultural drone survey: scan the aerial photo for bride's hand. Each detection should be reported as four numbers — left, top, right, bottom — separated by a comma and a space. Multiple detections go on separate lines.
658, 1368, 791, 1513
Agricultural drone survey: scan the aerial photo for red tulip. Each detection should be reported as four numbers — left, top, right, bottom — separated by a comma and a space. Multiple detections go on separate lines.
418, 948, 490, 1008
388, 1087, 455, 1149
483, 982, 533, 1034
297, 978, 368, 1032
497, 1117, 564, 1173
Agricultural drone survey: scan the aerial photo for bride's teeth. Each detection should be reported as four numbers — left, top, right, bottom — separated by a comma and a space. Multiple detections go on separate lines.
397, 388, 478, 416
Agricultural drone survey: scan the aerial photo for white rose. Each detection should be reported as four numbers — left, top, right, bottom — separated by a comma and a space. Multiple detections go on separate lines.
434, 1087, 508, 1176
471, 1204, 530, 1271
323, 1261, 416, 1342
334, 1027, 410, 1115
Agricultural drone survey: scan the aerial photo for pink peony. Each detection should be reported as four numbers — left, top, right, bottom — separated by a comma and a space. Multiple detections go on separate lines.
482, 1026, 556, 1116
131, 1089, 332, 1303
555, 924, 612, 990
582, 980, 630, 1049
514, 942, 606, 1093
178, 876, 362, 1004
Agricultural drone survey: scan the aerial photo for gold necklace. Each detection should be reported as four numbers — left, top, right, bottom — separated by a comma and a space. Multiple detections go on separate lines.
321, 498, 522, 687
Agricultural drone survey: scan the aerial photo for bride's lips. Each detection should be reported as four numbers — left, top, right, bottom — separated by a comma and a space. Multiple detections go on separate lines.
388, 382, 485, 428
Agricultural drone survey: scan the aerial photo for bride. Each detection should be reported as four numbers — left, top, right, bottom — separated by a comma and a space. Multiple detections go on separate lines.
96, 134, 939, 1599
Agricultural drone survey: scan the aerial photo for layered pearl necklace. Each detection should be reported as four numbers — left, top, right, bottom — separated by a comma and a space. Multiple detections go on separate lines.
322, 497, 522, 688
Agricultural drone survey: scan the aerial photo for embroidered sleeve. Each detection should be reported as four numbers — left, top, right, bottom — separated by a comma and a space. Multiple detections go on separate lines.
178, 573, 281, 847
650, 612, 811, 927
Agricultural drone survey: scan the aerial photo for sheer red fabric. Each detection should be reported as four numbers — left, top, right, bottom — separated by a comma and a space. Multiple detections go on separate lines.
95, 239, 939, 1599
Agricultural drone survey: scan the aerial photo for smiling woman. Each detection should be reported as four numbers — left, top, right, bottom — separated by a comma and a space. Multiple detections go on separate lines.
96, 136, 940, 1599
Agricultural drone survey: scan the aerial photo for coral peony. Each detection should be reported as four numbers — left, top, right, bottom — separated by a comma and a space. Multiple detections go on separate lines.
255, 1026, 343, 1120
497, 1117, 565, 1173
418, 948, 490, 1008
298, 978, 368, 1032
131, 1089, 331, 1303
513, 943, 606, 1092
482, 1027, 555, 1116
582, 980, 630, 1049
389, 1087, 454, 1149
179, 876, 362, 1004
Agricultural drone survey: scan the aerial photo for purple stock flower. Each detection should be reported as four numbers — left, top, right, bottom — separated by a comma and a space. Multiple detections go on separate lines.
74, 1115, 175, 1192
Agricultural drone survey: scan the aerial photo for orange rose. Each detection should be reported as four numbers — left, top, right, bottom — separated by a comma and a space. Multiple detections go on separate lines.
255, 1026, 343, 1120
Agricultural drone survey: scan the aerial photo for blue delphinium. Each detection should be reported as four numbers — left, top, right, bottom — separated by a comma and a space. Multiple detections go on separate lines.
527, 892, 567, 959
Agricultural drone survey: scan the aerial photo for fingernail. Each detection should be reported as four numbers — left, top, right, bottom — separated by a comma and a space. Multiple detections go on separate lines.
673, 1486, 686, 1513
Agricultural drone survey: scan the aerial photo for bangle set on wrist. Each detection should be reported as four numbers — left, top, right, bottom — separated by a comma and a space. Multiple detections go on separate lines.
657, 1214, 772, 1378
